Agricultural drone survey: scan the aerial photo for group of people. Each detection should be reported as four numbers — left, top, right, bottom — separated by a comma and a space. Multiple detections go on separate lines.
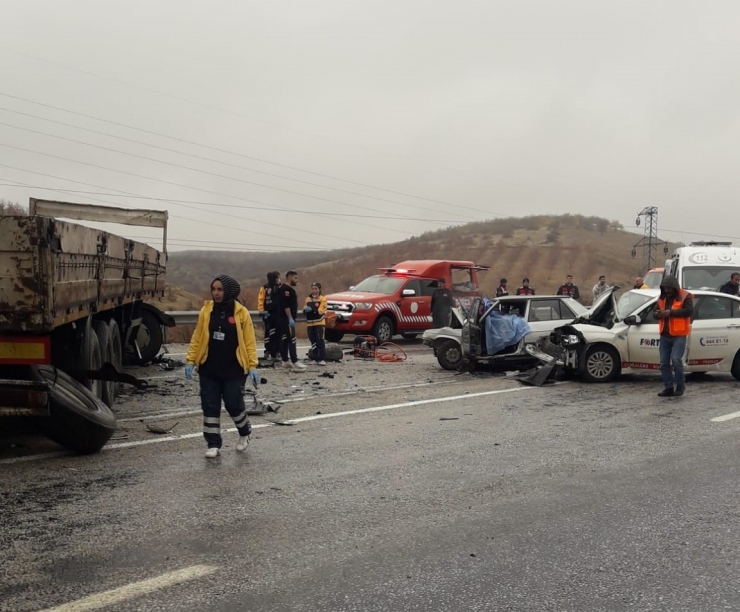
493, 274, 611, 303
183, 271, 329, 458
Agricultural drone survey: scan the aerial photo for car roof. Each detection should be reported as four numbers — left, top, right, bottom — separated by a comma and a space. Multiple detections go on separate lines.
493, 294, 576, 301
625, 288, 740, 299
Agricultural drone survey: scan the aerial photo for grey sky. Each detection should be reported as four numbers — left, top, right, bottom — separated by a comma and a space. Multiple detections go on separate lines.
1, 1, 738, 252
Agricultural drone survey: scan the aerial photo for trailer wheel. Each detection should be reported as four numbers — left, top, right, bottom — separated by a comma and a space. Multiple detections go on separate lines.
32, 365, 116, 454
134, 309, 163, 364
78, 319, 103, 400
92, 320, 116, 408
108, 319, 123, 400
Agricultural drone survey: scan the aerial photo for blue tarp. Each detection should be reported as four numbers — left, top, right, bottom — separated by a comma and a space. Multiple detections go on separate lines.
483, 299, 532, 355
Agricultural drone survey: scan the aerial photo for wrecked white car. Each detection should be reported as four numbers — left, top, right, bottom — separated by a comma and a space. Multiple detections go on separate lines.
539, 287, 740, 382
424, 295, 588, 370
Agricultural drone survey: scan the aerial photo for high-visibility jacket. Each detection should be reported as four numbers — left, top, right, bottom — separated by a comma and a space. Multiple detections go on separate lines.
305, 295, 328, 327
658, 290, 692, 337
186, 301, 259, 371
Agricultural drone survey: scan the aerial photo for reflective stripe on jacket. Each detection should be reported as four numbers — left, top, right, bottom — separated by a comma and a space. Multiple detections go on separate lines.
658, 290, 692, 337
305, 295, 328, 327
186, 301, 259, 371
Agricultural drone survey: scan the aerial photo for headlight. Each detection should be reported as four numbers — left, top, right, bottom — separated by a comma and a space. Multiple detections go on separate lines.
353, 302, 374, 310
562, 335, 580, 346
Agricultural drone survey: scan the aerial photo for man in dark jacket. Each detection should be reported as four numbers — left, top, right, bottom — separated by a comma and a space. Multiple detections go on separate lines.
556, 275, 580, 300
718, 273, 740, 296
656, 275, 693, 397
277, 270, 307, 371
495, 278, 509, 297
431, 278, 454, 328
516, 278, 535, 296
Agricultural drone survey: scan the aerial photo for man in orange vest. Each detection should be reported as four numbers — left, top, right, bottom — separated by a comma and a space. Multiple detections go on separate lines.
656, 276, 693, 397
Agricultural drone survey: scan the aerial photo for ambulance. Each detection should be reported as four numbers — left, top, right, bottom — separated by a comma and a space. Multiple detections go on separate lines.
324, 260, 489, 343
665, 241, 740, 290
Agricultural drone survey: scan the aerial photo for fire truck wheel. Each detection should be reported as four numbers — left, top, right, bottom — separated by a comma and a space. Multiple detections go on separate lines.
325, 329, 344, 343
92, 320, 116, 408
372, 316, 394, 343
31, 365, 117, 454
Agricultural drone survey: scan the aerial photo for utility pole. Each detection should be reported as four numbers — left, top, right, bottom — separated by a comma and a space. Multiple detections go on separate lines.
631, 206, 664, 274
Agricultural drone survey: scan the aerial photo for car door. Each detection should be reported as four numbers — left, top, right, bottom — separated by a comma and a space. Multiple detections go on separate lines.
461, 296, 483, 358
624, 302, 662, 369
686, 295, 735, 369
399, 279, 425, 330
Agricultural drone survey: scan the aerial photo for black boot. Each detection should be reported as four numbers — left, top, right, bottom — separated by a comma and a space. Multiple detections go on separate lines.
658, 387, 675, 397
674, 385, 685, 397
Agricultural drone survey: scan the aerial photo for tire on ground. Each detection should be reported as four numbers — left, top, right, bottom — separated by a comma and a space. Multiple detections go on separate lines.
92, 320, 116, 408
324, 329, 344, 343
32, 365, 117, 454
581, 343, 620, 383
77, 318, 103, 400
134, 309, 164, 364
436, 339, 462, 370
372, 315, 394, 343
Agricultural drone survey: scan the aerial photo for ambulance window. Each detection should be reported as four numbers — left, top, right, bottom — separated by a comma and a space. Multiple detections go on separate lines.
420, 279, 437, 297
694, 295, 732, 320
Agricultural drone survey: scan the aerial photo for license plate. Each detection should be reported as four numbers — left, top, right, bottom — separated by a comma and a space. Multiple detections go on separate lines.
0, 337, 51, 364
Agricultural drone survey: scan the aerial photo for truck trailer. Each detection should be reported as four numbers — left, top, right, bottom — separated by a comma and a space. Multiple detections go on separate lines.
0, 198, 174, 454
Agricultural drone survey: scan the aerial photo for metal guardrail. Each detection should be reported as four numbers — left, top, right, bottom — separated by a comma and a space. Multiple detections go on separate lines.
167, 311, 307, 325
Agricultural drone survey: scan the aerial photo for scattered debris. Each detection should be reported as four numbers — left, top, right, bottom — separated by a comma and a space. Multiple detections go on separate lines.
145, 421, 179, 435
439, 417, 460, 421
319, 371, 335, 379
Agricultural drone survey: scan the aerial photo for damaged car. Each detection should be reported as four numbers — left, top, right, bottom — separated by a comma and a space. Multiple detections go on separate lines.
434, 295, 588, 371
540, 286, 740, 382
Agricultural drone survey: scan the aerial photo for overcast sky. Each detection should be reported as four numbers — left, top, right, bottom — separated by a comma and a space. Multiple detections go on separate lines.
1, 1, 738, 253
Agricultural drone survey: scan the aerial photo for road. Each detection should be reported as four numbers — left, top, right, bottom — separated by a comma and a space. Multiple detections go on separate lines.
2, 343, 740, 611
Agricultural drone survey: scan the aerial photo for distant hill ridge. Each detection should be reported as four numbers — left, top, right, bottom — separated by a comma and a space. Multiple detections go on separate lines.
166, 214, 673, 308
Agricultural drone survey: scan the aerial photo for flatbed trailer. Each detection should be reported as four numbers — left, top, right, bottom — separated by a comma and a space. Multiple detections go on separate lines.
0, 198, 174, 453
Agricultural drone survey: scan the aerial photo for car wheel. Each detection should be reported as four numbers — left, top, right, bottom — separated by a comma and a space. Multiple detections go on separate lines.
372, 316, 394, 343
581, 344, 620, 383
436, 339, 462, 370
731, 350, 740, 381
325, 329, 344, 343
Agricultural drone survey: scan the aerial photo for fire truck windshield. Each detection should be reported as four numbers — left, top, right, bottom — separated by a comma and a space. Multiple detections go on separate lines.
352, 276, 405, 294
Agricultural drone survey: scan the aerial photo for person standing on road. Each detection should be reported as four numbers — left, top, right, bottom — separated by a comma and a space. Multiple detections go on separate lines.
277, 270, 307, 372
656, 275, 693, 397
556, 275, 580, 300
592, 275, 609, 301
495, 278, 509, 297
304, 282, 328, 365
718, 273, 740, 296
257, 271, 281, 363
185, 275, 259, 458
431, 278, 454, 328
516, 278, 535, 295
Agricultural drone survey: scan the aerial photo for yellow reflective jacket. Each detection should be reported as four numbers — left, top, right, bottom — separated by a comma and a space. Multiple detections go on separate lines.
186, 301, 258, 371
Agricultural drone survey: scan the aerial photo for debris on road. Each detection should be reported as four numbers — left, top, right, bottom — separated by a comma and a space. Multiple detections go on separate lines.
439, 417, 460, 421
145, 421, 179, 435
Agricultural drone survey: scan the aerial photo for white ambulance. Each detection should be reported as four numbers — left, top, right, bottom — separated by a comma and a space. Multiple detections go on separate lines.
665, 241, 740, 290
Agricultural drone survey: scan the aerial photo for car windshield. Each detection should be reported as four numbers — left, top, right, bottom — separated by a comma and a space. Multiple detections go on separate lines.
643, 270, 663, 288
616, 291, 653, 319
351, 276, 405, 294
682, 267, 739, 290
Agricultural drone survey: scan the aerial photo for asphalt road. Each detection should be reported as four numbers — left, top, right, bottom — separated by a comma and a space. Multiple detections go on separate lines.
3, 362, 740, 611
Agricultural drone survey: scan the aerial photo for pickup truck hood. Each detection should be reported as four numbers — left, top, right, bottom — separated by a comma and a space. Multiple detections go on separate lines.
326, 292, 389, 302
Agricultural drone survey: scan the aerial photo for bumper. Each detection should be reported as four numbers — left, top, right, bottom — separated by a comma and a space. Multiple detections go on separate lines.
331, 312, 374, 333
0, 379, 50, 417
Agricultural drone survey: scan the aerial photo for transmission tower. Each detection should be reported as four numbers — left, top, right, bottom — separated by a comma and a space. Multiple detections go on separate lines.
631, 206, 663, 274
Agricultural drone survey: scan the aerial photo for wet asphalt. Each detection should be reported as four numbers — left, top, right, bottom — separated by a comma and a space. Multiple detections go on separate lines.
2, 365, 740, 611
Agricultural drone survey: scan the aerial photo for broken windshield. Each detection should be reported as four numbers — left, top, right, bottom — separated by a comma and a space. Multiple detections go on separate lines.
616, 291, 654, 319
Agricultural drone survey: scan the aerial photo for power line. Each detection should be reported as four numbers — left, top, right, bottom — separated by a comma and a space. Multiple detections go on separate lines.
0, 104, 478, 221
0, 89, 491, 216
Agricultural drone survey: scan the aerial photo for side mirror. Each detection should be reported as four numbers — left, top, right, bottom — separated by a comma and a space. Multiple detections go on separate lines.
349, 286, 355, 290
624, 315, 642, 326
402, 289, 416, 297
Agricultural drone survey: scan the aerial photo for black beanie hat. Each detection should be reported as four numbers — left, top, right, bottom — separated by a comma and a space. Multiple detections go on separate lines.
213, 274, 241, 303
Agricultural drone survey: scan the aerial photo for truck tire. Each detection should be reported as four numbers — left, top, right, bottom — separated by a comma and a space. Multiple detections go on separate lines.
325, 329, 344, 343
134, 309, 163, 364
78, 319, 103, 400
32, 365, 117, 454
372, 315, 394, 343
581, 344, 620, 383
436, 339, 462, 370
92, 320, 116, 408
108, 319, 123, 400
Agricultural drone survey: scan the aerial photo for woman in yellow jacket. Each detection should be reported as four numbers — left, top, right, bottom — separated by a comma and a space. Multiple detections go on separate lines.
185, 275, 259, 458
304, 282, 328, 365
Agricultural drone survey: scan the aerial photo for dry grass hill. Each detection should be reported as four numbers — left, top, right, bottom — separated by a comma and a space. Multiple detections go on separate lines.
166, 214, 675, 309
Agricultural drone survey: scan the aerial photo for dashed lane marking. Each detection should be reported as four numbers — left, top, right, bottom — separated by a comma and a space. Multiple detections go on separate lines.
710, 410, 740, 422
39, 564, 218, 612
1, 385, 538, 464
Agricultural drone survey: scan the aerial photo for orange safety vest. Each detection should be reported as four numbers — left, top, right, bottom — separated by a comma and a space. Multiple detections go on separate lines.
658, 290, 692, 337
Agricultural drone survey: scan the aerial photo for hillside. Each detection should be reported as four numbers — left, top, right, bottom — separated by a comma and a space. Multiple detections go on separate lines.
168, 214, 675, 307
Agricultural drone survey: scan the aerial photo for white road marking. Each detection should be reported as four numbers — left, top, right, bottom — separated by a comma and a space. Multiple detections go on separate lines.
710, 410, 740, 422
1, 385, 538, 463
39, 564, 217, 612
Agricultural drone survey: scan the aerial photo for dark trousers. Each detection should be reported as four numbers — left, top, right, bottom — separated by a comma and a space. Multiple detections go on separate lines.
659, 335, 687, 389
308, 325, 326, 361
432, 309, 451, 328
200, 373, 251, 448
263, 315, 279, 359
278, 318, 298, 363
